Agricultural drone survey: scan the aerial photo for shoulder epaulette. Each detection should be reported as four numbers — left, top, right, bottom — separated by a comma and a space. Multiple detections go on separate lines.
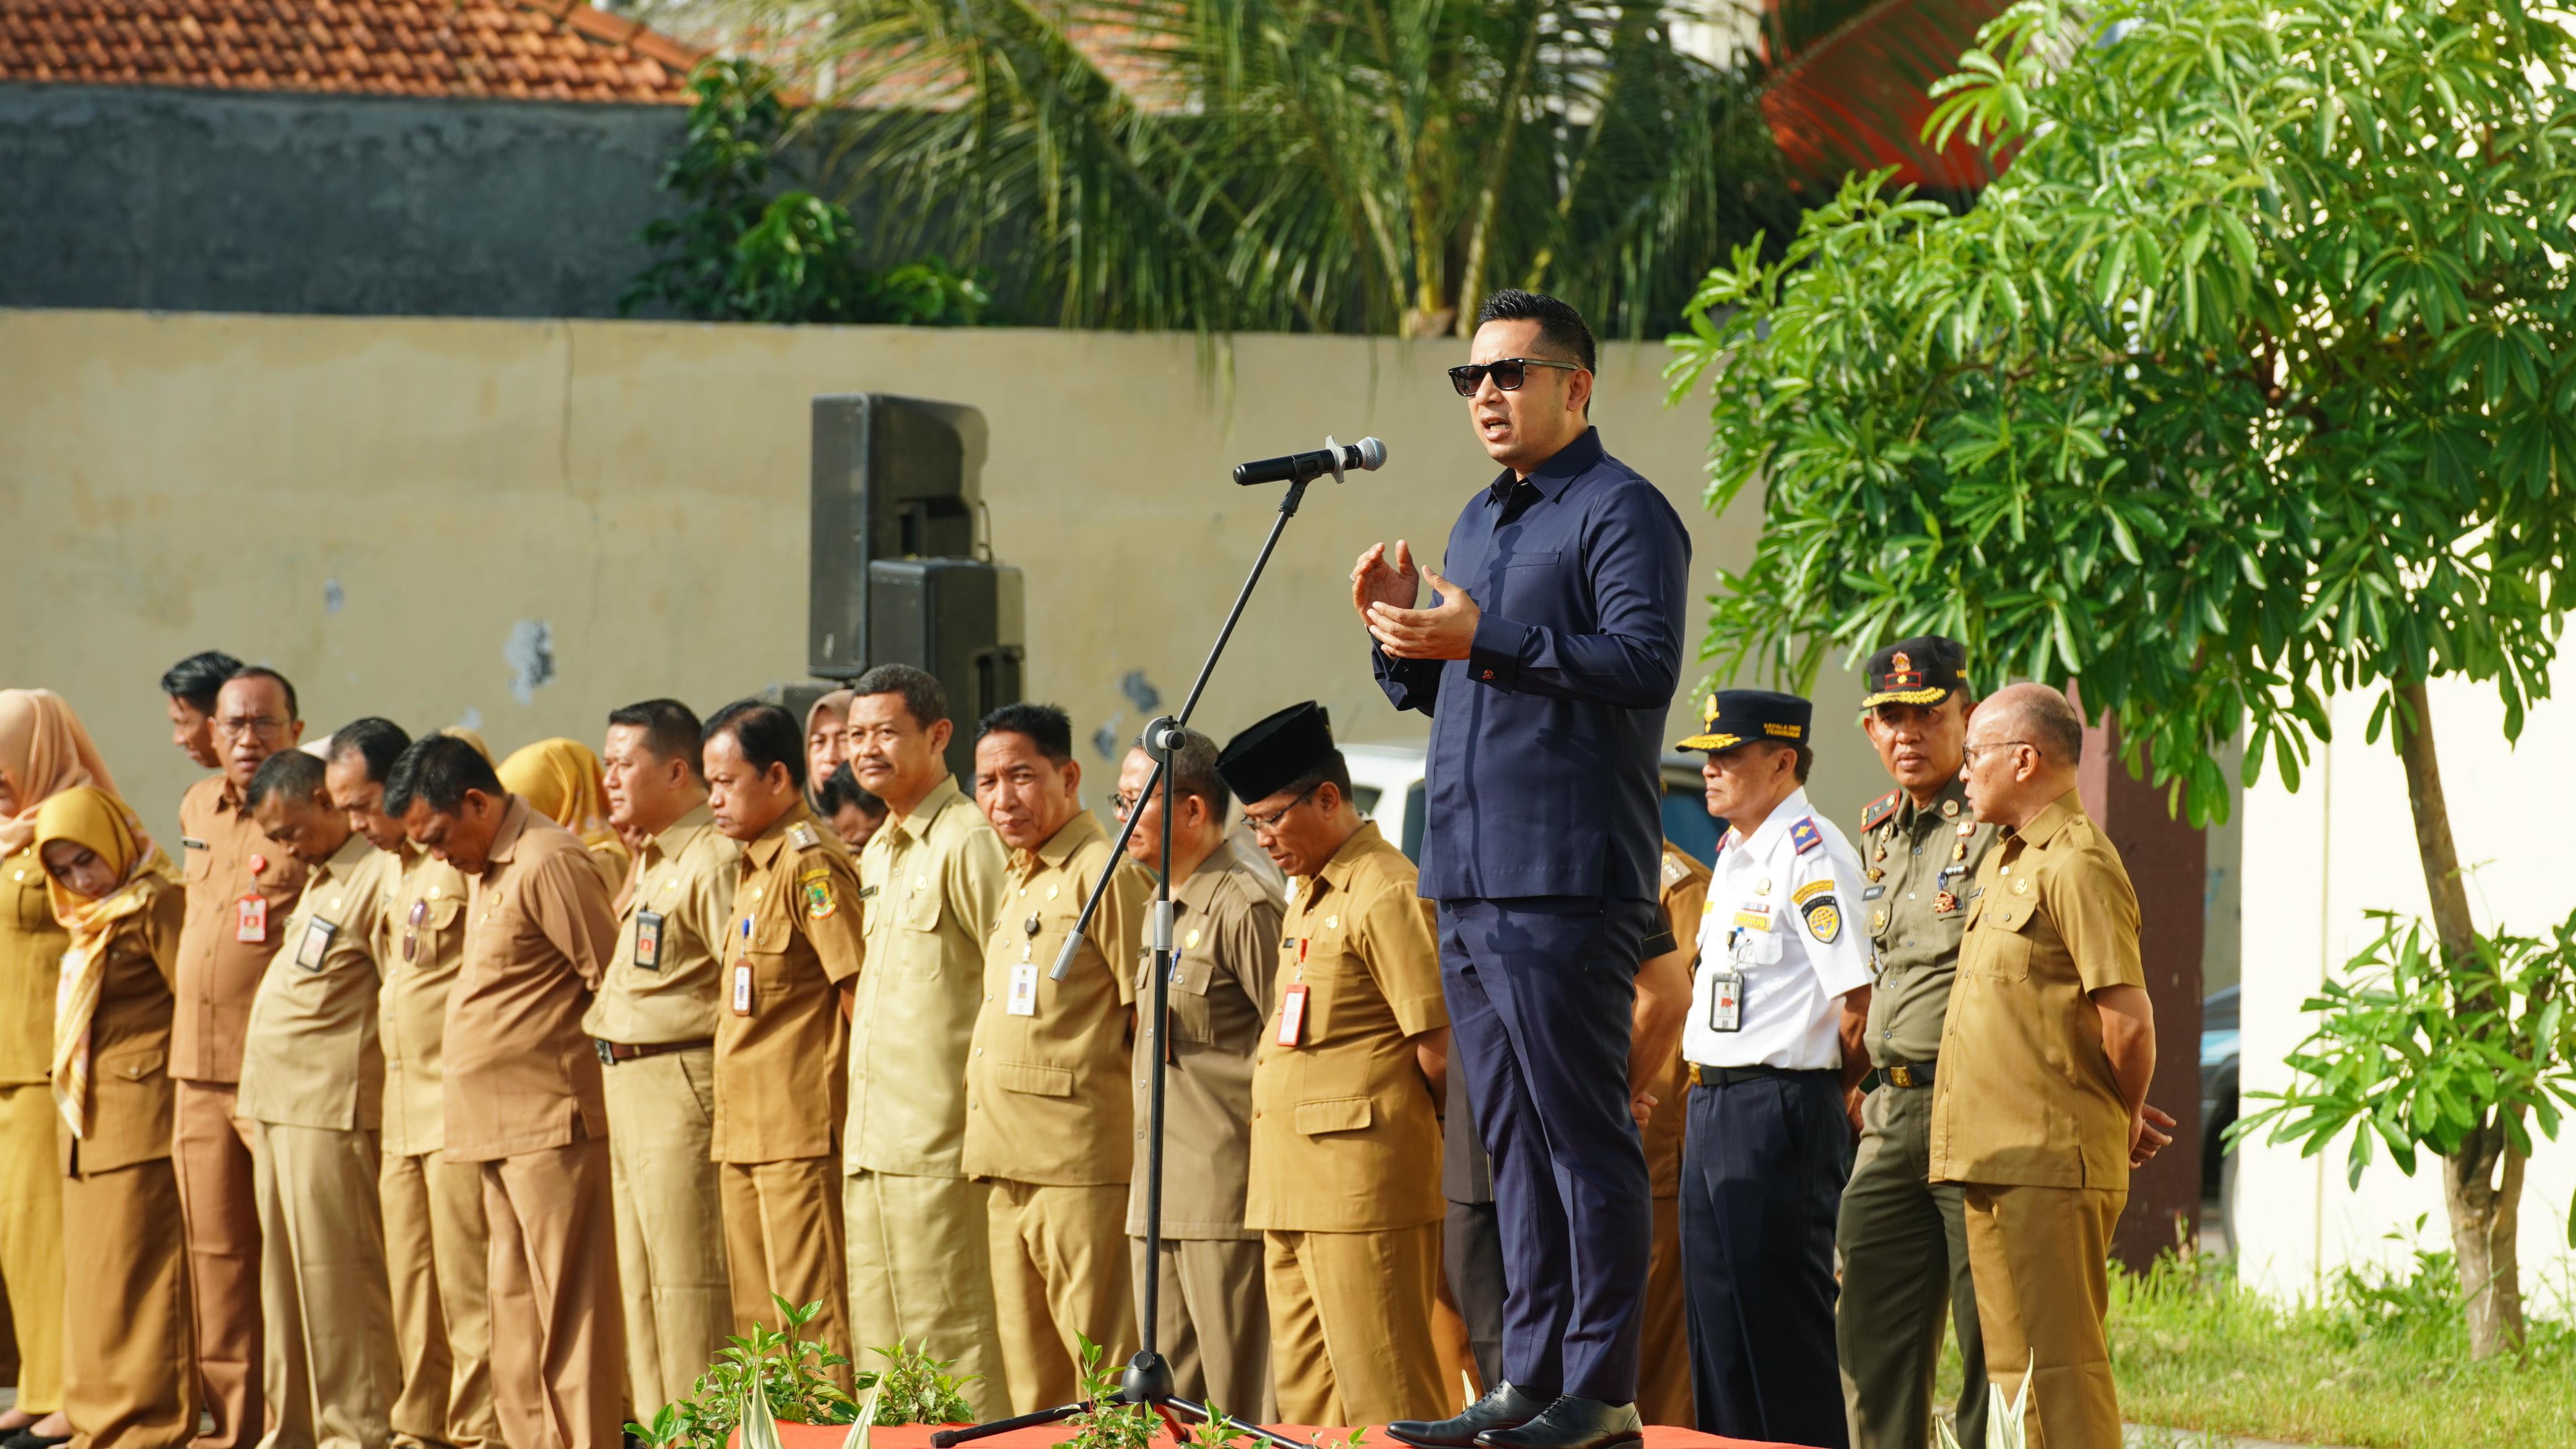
1861, 790, 1900, 832
1789, 816, 1824, 856
786, 821, 823, 852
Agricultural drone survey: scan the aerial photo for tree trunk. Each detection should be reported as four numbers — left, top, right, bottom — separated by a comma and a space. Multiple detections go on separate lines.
2395, 679, 2528, 1357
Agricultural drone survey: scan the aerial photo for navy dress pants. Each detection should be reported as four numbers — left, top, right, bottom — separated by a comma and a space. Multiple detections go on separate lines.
1679, 1069, 1851, 1448
1438, 896, 1658, 1404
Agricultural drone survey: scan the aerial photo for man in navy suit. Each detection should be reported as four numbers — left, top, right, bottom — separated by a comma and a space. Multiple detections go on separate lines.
1362, 291, 1690, 1449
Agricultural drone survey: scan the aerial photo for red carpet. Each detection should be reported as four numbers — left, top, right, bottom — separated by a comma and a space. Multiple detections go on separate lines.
753, 1421, 1812, 1449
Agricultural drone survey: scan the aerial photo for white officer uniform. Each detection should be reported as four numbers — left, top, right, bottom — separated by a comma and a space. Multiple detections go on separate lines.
1686, 787, 1874, 1068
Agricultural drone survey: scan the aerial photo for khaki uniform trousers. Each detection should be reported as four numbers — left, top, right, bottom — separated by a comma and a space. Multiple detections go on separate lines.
173, 1081, 263, 1449
1129, 1236, 1271, 1423
64, 1157, 196, 1449
1635, 1192, 1689, 1427
843, 1172, 1002, 1418
0, 1084, 64, 1414
381, 1150, 499, 1449
985, 1181, 1135, 1414
481, 1138, 625, 1449
718, 1159, 849, 1387
251, 1124, 396, 1449
1960, 1183, 2125, 1449
603, 1051, 732, 1416
1263, 1222, 1445, 1429
1838, 1084, 1986, 1449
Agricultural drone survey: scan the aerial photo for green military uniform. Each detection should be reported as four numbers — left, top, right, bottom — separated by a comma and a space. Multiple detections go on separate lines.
1838, 778, 1995, 1449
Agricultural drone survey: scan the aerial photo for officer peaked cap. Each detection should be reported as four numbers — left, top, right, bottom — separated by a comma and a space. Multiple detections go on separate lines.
1673, 689, 1811, 754
1217, 702, 1337, 805
1860, 635, 1971, 710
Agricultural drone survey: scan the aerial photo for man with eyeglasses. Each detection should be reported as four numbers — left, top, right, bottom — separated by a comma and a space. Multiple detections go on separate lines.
172, 664, 311, 1449
1223, 702, 1449, 1429
1933, 684, 2170, 1449
1112, 728, 1282, 1424
1359, 291, 1689, 1449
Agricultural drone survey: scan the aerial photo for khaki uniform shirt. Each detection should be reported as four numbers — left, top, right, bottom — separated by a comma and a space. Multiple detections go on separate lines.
1245, 822, 1448, 1235
2, 845, 69, 1084
377, 850, 468, 1157
63, 882, 186, 1177
1642, 842, 1710, 1198
237, 833, 394, 1131
713, 805, 864, 1164
444, 797, 617, 1162
585, 806, 740, 1046
1928, 791, 2145, 1190
1858, 778, 2001, 1069
962, 811, 1151, 1188
845, 777, 1011, 1179
1126, 840, 1284, 1239
174, 775, 310, 1084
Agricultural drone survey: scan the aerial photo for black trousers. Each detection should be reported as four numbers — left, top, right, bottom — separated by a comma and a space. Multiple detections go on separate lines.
1680, 1069, 1852, 1448
1438, 896, 1658, 1404
1445, 1198, 1507, 1391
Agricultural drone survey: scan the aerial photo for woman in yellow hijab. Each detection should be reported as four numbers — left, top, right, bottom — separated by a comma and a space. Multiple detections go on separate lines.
32, 785, 195, 1449
498, 738, 631, 895
0, 689, 121, 1447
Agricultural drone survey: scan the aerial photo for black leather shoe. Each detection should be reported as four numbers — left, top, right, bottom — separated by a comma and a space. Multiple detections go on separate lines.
1473, 1396, 1644, 1449
1386, 1383, 1557, 1448
3, 1431, 72, 1449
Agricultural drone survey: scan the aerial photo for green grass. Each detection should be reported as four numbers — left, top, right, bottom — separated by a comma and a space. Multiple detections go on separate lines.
1932, 1238, 2576, 1448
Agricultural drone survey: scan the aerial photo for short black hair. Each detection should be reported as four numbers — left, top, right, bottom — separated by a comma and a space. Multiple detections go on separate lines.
1280, 750, 1355, 805
245, 749, 328, 811
703, 700, 806, 790
222, 664, 300, 723
326, 718, 412, 785
385, 735, 504, 817
1476, 289, 1598, 373
816, 762, 887, 820
160, 651, 245, 714
977, 702, 1073, 763
848, 663, 949, 728
609, 698, 708, 781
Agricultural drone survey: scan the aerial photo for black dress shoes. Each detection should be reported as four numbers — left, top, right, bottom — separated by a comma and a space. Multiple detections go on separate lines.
2, 1430, 72, 1449
1386, 1382, 1557, 1448
1473, 1395, 1645, 1449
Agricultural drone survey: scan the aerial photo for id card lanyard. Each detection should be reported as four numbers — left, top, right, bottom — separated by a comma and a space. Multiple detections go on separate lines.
1008, 914, 1042, 1017
236, 853, 269, 944
729, 917, 754, 1016
1707, 927, 1747, 1034
1275, 937, 1311, 1047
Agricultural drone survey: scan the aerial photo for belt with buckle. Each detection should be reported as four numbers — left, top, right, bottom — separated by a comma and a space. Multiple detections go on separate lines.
595, 1037, 714, 1065
1877, 1058, 1936, 1089
1688, 1062, 1835, 1089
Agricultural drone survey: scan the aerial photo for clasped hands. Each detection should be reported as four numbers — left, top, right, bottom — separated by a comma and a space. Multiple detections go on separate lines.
1352, 539, 1480, 660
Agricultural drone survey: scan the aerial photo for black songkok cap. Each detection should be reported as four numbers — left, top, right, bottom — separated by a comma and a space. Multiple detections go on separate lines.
1673, 689, 1812, 754
1859, 635, 1971, 710
1216, 702, 1336, 804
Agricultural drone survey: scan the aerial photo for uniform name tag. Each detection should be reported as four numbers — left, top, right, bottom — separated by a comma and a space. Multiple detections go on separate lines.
236, 894, 268, 944
1275, 981, 1309, 1047
731, 961, 754, 1016
1732, 908, 1769, 932
1007, 959, 1040, 1017
294, 917, 335, 972
1707, 966, 1744, 1033
633, 910, 664, 972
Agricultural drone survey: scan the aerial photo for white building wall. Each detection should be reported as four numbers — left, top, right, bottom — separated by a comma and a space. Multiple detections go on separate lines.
2236, 664, 2576, 1315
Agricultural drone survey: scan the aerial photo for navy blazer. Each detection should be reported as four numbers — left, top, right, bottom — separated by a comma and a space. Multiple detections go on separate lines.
1373, 428, 1690, 903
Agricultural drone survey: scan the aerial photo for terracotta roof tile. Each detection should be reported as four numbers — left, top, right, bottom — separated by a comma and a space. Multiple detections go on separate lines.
0, 0, 705, 100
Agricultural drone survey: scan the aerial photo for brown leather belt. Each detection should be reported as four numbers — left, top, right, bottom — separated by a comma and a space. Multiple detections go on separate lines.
594, 1037, 713, 1065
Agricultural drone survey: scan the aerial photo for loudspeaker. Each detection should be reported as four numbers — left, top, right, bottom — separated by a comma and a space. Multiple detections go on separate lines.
810, 394, 989, 679
869, 558, 1025, 784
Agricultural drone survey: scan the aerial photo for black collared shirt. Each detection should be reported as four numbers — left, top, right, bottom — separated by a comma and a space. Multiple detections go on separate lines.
1372, 427, 1690, 902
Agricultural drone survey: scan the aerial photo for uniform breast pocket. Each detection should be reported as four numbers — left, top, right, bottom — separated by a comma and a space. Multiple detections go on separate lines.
1163, 952, 1216, 1044
1965, 892, 2037, 981
897, 874, 944, 936
98, 1042, 166, 1086
742, 915, 797, 1003
12, 872, 50, 931
181, 846, 214, 887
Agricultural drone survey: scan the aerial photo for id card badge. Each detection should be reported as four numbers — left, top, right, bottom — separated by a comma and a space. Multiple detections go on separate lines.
1707, 967, 1745, 1033
1275, 981, 1310, 1047
403, 899, 425, 964
633, 910, 665, 972
1008, 957, 1040, 1017
236, 894, 268, 944
293, 917, 335, 972
730, 962, 754, 1016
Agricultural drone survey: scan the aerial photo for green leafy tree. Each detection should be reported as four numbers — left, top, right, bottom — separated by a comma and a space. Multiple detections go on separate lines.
1666, 0, 2576, 1357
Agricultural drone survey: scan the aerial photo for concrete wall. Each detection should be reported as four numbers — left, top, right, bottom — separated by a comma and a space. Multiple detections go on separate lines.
0, 85, 685, 318
2235, 666, 2574, 1313
0, 307, 1881, 838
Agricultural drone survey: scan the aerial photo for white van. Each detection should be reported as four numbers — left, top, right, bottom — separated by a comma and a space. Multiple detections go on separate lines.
1339, 743, 1725, 868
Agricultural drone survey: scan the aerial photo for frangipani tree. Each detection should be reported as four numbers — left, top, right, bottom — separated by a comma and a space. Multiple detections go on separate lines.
1668, 0, 2576, 1355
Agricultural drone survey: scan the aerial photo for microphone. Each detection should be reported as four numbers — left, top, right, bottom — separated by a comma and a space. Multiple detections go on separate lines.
1232, 435, 1388, 487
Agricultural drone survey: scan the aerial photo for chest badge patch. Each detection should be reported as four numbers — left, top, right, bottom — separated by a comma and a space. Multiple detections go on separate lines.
801, 871, 837, 920
1801, 894, 1842, 943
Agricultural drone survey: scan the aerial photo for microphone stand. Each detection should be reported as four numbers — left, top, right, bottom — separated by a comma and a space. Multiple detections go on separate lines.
931, 464, 1333, 1449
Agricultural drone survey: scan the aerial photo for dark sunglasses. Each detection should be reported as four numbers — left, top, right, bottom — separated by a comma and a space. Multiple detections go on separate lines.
1447, 357, 1582, 397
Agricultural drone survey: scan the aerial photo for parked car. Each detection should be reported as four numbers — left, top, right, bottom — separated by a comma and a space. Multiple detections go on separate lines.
2201, 983, 2240, 1193
1341, 744, 1721, 868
